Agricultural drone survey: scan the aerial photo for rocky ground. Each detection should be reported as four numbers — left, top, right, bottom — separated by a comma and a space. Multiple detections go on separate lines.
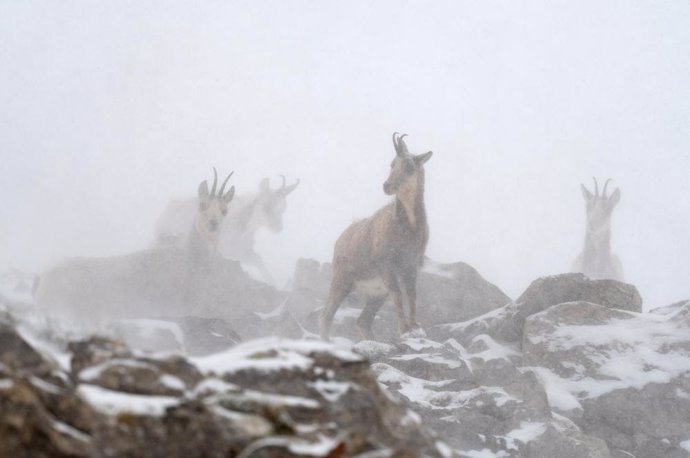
1, 262, 689, 457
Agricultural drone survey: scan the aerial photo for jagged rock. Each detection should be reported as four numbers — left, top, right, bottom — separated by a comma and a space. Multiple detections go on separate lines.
523, 301, 690, 457
521, 414, 611, 458
291, 257, 509, 342
418, 260, 511, 325
435, 273, 643, 346
365, 331, 606, 457
0, 313, 448, 458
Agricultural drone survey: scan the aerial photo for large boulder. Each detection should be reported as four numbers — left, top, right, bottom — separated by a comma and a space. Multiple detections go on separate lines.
435, 273, 643, 346
290, 257, 510, 342
34, 248, 287, 328
360, 334, 612, 458
523, 301, 690, 457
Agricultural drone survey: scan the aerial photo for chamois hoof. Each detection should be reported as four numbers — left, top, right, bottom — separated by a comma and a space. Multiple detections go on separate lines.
401, 327, 427, 339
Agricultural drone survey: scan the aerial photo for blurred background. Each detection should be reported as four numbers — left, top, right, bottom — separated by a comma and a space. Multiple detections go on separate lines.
1, 0, 688, 308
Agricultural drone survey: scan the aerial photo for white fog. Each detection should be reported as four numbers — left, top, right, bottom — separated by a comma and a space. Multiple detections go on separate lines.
1, 1, 689, 457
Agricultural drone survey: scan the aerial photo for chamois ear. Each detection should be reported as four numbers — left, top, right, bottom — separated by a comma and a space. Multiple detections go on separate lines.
414, 151, 433, 165
223, 185, 236, 203
198, 180, 210, 200
609, 188, 621, 207
259, 177, 270, 193
581, 184, 594, 201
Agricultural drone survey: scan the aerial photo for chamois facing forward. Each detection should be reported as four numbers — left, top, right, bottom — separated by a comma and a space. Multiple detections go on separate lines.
156, 176, 299, 284
320, 133, 433, 341
35, 169, 235, 322
572, 177, 624, 281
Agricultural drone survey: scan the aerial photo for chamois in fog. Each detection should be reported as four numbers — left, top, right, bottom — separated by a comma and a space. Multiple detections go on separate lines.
155, 176, 299, 284
572, 177, 624, 281
35, 169, 235, 322
320, 133, 433, 341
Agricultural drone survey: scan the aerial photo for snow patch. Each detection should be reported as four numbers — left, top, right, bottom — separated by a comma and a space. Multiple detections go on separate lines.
680, 439, 690, 452
77, 384, 179, 416
506, 421, 547, 443
309, 379, 352, 402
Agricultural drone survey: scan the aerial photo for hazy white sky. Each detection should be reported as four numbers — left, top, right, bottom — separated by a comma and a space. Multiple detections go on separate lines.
1, 0, 689, 308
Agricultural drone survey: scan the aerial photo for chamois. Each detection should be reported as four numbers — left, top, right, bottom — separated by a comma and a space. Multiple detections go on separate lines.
155, 176, 299, 284
35, 169, 235, 322
320, 133, 433, 341
572, 177, 624, 281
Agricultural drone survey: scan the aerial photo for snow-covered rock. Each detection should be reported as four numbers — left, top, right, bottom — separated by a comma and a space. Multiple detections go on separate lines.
361, 333, 611, 458
435, 273, 642, 346
0, 311, 449, 457
523, 301, 690, 457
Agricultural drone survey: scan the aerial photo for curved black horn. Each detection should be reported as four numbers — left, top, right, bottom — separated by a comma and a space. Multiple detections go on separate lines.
592, 177, 599, 197
282, 178, 300, 195
219, 171, 234, 196
602, 178, 613, 198
392, 132, 400, 154
397, 133, 409, 154
211, 167, 218, 196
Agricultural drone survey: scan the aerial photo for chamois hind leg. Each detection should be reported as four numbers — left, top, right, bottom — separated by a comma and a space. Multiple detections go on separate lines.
356, 294, 387, 341
383, 273, 408, 336
319, 272, 353, 341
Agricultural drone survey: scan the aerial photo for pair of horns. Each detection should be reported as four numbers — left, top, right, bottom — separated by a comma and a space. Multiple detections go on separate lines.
278, 175, 300, 195
591, 177, 613, 198
392, 132, 410, 156
210, 167, 234, 197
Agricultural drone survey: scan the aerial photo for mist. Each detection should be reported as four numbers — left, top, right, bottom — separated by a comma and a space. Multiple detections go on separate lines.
2, 0, 689, 308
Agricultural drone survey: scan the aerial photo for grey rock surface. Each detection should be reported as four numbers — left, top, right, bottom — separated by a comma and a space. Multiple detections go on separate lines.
0, 311, 448, 458
523, 300, 690, 458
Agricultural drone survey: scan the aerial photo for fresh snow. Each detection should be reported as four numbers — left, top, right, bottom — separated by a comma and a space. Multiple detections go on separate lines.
51, 419, 92, 443
680, 439, 690, 452
528, 310, 690, 400
79, 358, 155, 382
506, 421, 547, 443
460, 448, 510, 458
77, 384, 179, 417
309, 379, 353, 402
193, 337, 362, 375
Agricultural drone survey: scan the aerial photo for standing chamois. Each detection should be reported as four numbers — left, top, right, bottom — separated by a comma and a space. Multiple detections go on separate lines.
320, 133, 433, 341
155, 176, 299, 284
572, 177, 624, 281
35, 169, 235, 322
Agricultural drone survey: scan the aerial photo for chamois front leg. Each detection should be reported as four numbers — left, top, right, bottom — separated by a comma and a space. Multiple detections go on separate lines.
401, 268, 420, 330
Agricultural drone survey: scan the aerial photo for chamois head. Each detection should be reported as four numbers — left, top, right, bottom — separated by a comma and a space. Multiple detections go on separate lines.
580, 177, 621, 233
254, 175, 300, 232
196, 168, 235, 242
383, 132, 433, 196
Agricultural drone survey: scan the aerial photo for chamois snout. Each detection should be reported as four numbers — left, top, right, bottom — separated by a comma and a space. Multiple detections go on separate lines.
208, 219, 220, 231
383, 181, 394, 195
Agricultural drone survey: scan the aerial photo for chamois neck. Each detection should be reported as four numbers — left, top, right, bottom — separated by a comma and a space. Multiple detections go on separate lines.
582, 227, 612, 268
187, 222, 216, 266
395, 172, 427, 231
